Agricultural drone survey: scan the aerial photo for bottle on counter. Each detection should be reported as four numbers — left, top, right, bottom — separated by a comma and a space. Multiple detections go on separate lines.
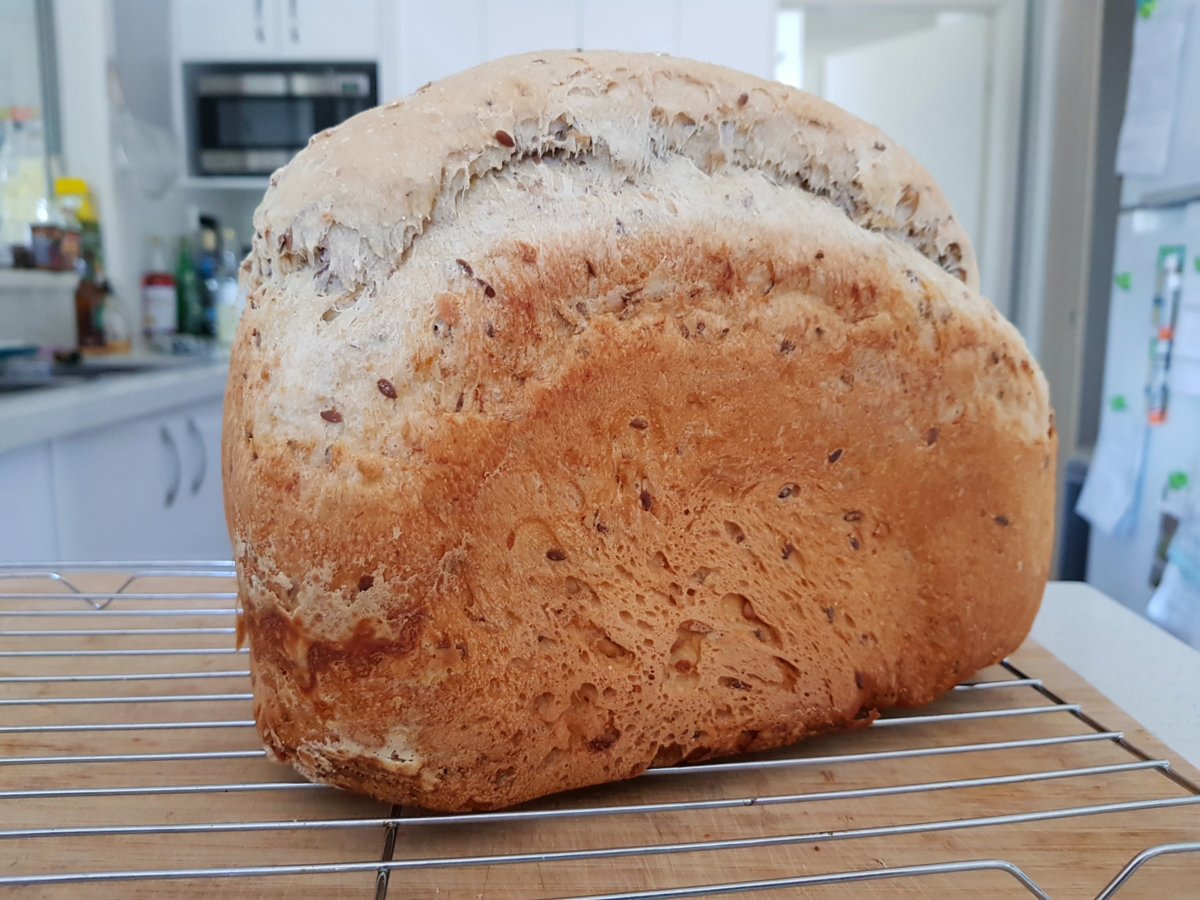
68, 178, 106, 349
215, 227, 241, 346
74, 261, 106, 349
198, 226, 220, 337
175, 237, 204, 337
141, 236, 177, 339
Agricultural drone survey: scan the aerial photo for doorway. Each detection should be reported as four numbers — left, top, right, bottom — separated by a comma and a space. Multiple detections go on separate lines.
776, 1, 1027, 323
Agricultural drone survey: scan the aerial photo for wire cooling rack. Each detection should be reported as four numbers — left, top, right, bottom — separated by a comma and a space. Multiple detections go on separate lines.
0, 561, 1197, 898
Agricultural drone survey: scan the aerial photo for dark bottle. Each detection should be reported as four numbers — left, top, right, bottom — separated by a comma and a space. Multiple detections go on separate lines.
74, 277, 106, 348
72, 190, 106, 348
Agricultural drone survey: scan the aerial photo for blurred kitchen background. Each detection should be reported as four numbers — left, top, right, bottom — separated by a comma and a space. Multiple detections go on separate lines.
1, 0, 1198, 646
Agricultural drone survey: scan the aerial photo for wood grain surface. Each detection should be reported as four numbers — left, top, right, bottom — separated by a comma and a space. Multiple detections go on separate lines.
0, 570, 1196, 898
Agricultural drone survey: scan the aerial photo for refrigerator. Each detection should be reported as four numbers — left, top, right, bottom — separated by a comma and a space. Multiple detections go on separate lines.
1083, 0, 1200, 645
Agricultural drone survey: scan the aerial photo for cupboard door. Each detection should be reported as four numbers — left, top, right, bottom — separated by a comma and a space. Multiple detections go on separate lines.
0, 442, 58, 562
174, 0, 281, 61
283, 0, 381, 60
52, 415, 186, 561
177, 399, 233, 559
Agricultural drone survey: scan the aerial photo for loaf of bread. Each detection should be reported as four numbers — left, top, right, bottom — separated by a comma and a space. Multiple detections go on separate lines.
224, 51, 1056, 811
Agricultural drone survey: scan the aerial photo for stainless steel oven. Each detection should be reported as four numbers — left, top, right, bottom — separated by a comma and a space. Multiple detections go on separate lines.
184, 62, 377, 177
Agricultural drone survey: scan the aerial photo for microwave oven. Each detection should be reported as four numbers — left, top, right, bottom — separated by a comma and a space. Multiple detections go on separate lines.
183, 62, 377, 178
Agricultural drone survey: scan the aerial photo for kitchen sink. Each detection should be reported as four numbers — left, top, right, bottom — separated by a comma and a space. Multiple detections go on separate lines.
0, 375, 86, 394
0, 355, 209, 395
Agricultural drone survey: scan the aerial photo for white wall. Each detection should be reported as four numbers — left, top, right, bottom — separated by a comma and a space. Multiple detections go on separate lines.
1015, 0, 1107, 463
799, 5, 936, 94
112, 0, 174, 131
821, 15, 989, 275
112, 0, 189, 339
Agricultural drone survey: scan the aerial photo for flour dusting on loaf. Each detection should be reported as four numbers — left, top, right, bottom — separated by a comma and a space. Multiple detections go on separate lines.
224, 50, 1056, 811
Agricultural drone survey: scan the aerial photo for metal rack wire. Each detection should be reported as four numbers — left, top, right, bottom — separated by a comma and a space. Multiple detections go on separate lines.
0, 561, 1197, 898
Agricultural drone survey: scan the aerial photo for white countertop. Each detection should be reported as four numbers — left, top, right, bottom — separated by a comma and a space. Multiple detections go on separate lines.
0, 360, 230, 454
1033, 581, 1200, 770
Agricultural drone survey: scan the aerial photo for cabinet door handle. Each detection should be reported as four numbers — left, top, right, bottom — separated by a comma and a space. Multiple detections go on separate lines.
287, 0, 299, 43
161, 425, 181, 509
254, 0, 266, 43
186, 417, 207, 496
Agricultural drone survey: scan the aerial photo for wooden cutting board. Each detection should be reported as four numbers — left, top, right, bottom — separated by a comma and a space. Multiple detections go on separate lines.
0, 569, 1197, 898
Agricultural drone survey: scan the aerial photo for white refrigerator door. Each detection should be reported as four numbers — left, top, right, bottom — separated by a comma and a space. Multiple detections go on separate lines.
1121, 0, 1200, 206
1087, 205, 1200, 612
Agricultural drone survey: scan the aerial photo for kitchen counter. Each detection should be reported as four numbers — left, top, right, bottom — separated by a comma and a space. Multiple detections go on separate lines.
1033, 581, 1200, 769
0, 358, 229, 454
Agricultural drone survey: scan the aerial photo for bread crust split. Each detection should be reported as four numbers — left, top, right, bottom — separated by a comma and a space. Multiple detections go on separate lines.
223, 50, 1056, 811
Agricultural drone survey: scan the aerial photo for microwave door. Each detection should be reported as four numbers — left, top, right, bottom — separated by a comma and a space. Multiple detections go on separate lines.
190, 65, 378, 177
312, 96, 374, 133
198, 95, 313, 175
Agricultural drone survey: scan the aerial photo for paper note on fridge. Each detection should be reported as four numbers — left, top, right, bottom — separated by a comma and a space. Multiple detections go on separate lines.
1115, 1, 1191, 176
1175, 304, 1200, 355
1175, 358, 1200, 398
1076, 407, 1148, 537
1149, 508, 1200, 648
1174, 304, 1200, 397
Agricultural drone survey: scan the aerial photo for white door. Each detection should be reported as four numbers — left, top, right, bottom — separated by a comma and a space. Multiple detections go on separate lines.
822, 17, 996, 303
52, 414, 187, 560
282, 0, 380, 60
174, 0, 281, 60
0, 442, 58, 562
175, 399, 233, 560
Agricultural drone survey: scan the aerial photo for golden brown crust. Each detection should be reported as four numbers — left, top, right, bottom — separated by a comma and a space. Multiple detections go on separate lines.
224, 51, 1055, 812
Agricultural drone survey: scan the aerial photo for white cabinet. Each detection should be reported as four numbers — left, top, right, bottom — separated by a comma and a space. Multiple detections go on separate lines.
384, 0, 777, 99
0, 442, 59, 563
174, 0, 282, 60
284, 0, 381, 59
180, 398, 231, 559
51, 398, 231, 562
174, 0, 379, 62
